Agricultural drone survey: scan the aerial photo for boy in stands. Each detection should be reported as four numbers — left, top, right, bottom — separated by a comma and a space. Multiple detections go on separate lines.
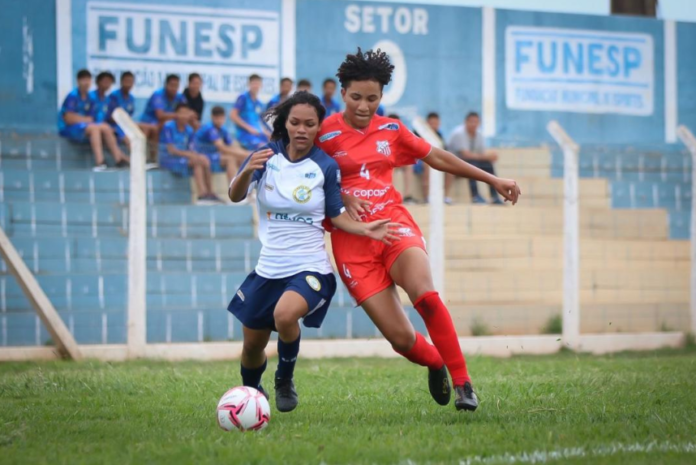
230, 74, 270, 150
107, 71, 158, 157
141, 74, 187, 126
58, 69, 129, 171
316, 49, 521, 411
159, 104, 219, 204
321, 78, 341, 116
267, 77, 294, 111
193, 106, 249, 185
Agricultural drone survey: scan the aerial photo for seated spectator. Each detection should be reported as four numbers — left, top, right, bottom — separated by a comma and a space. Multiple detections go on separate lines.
58, 69, 129, 171
183, 73, 204, 129
194, 106, 249, 183
107, 71, 158, 156
413, 112, 446, 203
296, 79, 312, 93
446, 111, 502, 205
159, 104, 221, 204
267, 77, 293, 111
387, 113, 415, 204
230, 74, 270, 150
89, 71, 115, 124
321, 78, 341, 116
141, 74, 187, 126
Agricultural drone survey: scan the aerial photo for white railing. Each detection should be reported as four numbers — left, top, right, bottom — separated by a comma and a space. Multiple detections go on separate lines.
112, 108, 147, 358
676, 125, 696, 335
547, 121, 580, 349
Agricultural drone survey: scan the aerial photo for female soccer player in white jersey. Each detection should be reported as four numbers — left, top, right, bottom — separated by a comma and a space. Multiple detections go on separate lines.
228, 92, 402, 412
316, 49, 522, 411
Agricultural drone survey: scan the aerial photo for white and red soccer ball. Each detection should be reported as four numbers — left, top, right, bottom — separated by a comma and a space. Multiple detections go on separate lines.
217, 386, 271, 432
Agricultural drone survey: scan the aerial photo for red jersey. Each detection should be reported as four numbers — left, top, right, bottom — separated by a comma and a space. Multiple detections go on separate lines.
316, 113, 432, 218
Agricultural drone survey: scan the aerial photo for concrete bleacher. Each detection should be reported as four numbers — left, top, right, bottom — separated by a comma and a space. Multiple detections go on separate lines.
402, 144, 690, 335
1, 135, 691, 344
0, 137, 410, 346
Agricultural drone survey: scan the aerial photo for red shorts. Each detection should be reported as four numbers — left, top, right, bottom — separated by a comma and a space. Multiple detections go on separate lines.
331, 205, 427, 305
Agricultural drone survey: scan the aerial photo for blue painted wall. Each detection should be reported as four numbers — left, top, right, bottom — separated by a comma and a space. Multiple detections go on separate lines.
296, 0, 482, 134
677, 21, 696, 133
495, 10, 664, 144
0, 0, 57, 133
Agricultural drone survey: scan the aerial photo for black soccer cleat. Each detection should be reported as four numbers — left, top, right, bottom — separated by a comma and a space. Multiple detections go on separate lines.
274, 377, 298, 412
454, 382, 479, 411
428, 365, 451, 406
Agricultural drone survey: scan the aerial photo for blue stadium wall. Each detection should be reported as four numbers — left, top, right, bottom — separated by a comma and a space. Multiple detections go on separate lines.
0, 0, 695, 144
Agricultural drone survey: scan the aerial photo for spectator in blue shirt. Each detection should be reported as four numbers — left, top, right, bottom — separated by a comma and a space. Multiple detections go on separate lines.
230, 74, 270, 150
267, 77, 293, 111
194, 106, 249, 183
58, 69, 129, 171
107, 71, 158, 158
159, 104, 220, 204
321, 78, 341, 116
141, 74, 187, 126
89, 72, 115, 124
296, 79, 312, 93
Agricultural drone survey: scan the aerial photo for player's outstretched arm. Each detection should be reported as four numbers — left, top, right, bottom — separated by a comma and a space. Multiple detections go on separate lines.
424, 147, 522, 205
228, 149, 273, 202
331, 214, 403, 245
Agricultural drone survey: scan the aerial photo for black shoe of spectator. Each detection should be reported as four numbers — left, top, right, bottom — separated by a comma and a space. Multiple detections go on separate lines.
115, 159, 130, 169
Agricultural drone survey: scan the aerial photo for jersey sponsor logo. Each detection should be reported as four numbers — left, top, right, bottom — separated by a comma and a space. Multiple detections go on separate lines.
293, 185, 312, 203
305, 172, 317, 179
264, 183, 275, 191
267, 162, 280, 171
236, 289, 245, 301
319, 131, 342, 142
266, 211, 314, 225
349, 280, 359, 289
378, 123, 400, 131
306, 275, 322, 292
351, 186, 390, 199
369, 200, 394, 215
376, 141, 391, 156
333, 151, 349, 158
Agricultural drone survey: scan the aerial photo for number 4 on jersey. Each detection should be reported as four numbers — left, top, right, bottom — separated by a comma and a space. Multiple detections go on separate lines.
360, 163, 370, 180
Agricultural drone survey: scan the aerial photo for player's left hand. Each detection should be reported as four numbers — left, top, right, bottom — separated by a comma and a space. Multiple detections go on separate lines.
364, 219, 403, 246
493, 178, 521, 205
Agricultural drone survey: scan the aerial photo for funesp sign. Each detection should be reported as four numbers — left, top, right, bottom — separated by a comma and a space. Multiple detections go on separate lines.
86, 2, 280, 101
506, 26, 654, 116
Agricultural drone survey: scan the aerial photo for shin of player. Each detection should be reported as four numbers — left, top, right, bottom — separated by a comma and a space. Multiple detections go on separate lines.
227, 92, 403, 413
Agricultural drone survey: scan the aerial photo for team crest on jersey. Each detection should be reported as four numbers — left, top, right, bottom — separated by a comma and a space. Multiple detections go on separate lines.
306, 275, 321, 291
319, 131, 342, 142
293, 185, 312, 203
378, 123, 400, 131
376, 140, 391, 156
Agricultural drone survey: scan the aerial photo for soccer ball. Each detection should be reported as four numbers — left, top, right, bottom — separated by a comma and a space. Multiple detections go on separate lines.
216, 386, 271, 432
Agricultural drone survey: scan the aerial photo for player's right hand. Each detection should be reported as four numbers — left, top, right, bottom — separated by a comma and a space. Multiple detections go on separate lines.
242, 149, 274, 173
342, 194, 372, 221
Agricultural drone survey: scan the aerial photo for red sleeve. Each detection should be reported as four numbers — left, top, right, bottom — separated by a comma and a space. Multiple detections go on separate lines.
394, 124, 432, 167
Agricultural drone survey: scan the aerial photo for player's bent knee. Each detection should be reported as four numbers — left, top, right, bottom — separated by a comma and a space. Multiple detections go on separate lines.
273, 308, 300, 331
242, 338, 267, 355
387, 328, 416, 353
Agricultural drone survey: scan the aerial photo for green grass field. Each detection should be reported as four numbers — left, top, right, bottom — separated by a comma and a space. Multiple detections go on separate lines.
1, 349, 696, 465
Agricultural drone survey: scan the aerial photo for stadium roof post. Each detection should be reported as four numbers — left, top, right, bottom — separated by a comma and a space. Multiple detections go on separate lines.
113, 108, 147, 359
676, 125, 696, 336
547, 121, 580, 351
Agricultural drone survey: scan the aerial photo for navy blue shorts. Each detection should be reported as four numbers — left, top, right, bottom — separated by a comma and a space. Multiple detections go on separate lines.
228, 270, 337, 331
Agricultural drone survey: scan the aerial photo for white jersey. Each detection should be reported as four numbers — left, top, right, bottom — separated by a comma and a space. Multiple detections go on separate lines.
238, 140, 345, 279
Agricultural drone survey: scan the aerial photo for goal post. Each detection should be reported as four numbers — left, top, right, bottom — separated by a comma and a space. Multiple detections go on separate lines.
112, 108, 147, 359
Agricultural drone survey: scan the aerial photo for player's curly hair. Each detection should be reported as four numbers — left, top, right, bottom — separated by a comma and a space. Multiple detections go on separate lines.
336, 47, 394, 89
265, 91, 326, 141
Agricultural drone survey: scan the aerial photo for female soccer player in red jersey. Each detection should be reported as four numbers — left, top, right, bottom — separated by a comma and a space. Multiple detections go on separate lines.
316, 49, 521, 411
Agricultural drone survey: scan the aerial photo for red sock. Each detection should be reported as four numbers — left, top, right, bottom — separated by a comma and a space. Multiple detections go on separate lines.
414, 291, 471, 386
394, 332, 444, 370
